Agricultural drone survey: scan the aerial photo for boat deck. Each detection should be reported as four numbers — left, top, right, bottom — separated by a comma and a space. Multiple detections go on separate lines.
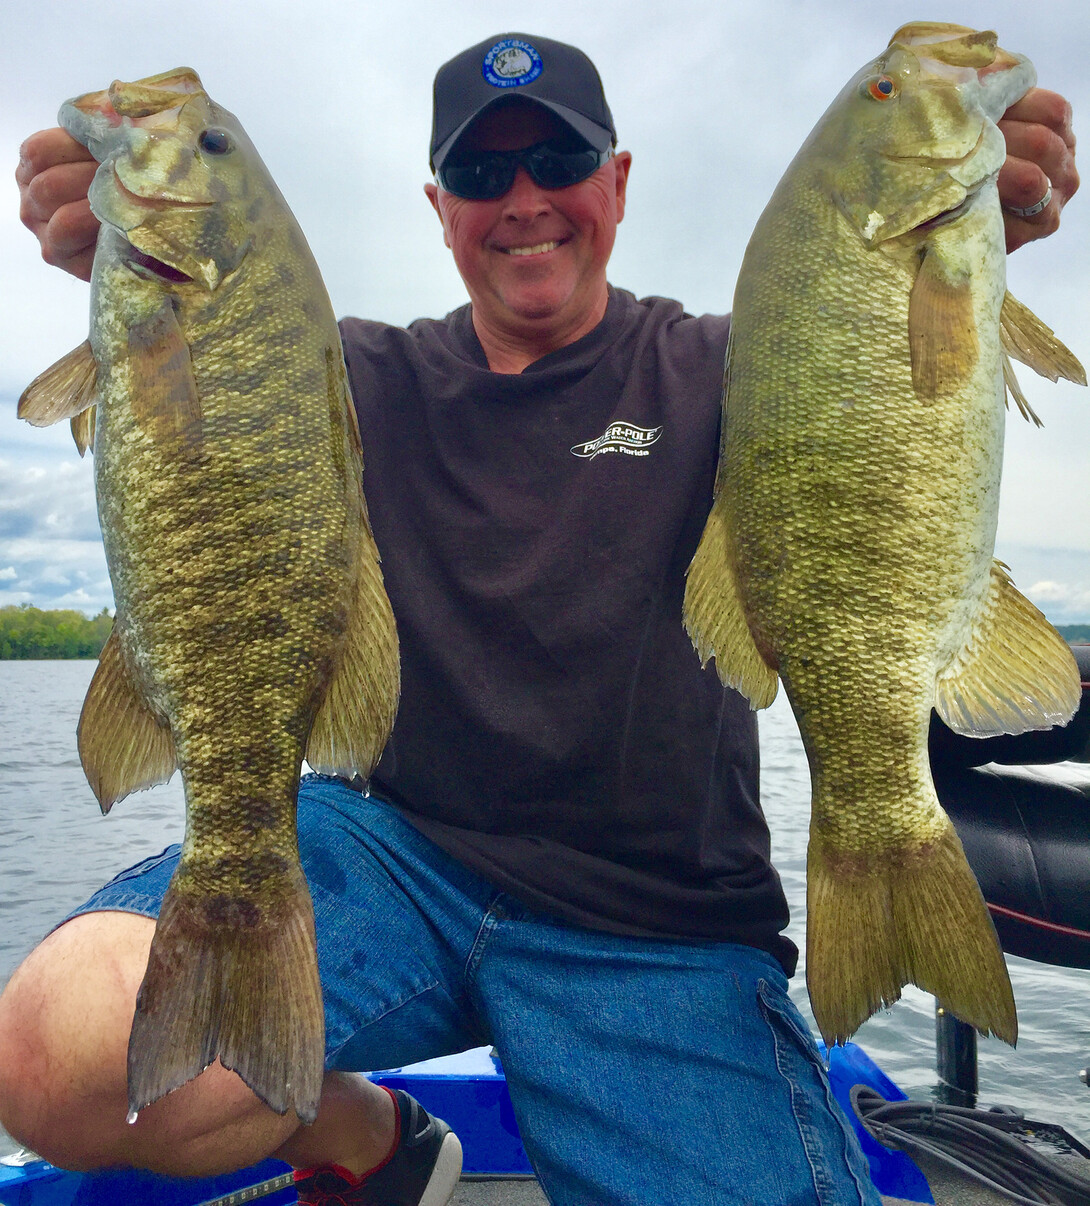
449, 1168, 1067, 1204
3, 1044, 1085, 1206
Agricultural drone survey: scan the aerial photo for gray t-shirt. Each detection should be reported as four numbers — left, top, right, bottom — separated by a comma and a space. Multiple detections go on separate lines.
340, 286, 795, 972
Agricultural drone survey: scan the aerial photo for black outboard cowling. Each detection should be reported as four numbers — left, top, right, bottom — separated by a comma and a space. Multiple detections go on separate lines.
930, 645, 1090, 969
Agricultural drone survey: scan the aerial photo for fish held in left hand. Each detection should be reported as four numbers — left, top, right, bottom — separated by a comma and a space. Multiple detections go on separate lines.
19, 69, 400, 1123
684, 25, 1084, 1049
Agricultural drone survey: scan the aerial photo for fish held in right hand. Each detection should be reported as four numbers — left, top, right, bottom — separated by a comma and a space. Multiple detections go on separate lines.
685, 23, 1084, 1049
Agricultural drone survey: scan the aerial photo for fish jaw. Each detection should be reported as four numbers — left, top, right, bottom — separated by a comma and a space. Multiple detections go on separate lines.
891, 23, 1037, 122
61, 69, 219, 203
62, 69, 263, 291
795, 29, 1035, 248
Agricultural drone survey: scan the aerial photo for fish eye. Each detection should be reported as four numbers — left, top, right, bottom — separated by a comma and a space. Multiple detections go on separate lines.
865, 76, 898, 102
199, 128, 232, 154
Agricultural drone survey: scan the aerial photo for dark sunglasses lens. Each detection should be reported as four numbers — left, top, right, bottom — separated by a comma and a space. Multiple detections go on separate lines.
527, 147, 604, 189
438, 142, 608, 200
438, 155, 515, 200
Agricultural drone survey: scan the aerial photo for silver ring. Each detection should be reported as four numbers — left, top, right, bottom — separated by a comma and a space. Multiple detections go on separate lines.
1006, 182, 1053, 219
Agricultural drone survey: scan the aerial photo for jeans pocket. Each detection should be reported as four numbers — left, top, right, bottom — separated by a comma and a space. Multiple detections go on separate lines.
757, 979, 877, 1206
757, 978, 824, 1063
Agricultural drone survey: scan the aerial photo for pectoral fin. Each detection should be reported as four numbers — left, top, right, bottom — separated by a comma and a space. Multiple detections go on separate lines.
935, 560, 1080, 737
18, 341, 99, 455
78, 628, 177, 813
128, 305, 203, 445
306, 541, 400, 777
683, 500, 778, 710
1000, 291, 1086, 386
908, 249, 978, 400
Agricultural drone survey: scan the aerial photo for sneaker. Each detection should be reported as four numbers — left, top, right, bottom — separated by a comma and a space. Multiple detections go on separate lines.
293, 1087, 463, 1206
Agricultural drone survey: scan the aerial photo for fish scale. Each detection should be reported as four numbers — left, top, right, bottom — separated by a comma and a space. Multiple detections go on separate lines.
19, 68, 399, 1123
685, 24, 1083, 1048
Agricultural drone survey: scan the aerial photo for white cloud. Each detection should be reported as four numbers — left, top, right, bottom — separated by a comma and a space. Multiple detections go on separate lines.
1029, 580, 1069, 600
1027, 579, 1090, 619
0, 567, 15, 581
37, 566, 72, 587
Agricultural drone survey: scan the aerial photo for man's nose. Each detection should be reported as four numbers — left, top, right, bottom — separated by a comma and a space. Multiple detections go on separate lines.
501, 166, 551, 218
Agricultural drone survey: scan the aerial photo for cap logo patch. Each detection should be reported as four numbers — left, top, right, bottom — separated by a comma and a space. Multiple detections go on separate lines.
482, 39, 543, 88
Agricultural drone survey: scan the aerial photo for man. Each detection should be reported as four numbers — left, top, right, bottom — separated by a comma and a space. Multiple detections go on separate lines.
1, 32, 1079, 1206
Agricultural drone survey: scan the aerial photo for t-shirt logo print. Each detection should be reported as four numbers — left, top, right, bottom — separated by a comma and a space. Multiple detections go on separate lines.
571, 422, 664, 459
482, 39, 544, 88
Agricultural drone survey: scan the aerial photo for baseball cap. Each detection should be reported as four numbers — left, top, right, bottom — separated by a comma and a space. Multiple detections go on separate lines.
430, 34, 616, 173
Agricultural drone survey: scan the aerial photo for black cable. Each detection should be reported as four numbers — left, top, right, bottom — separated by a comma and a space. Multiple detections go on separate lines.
851, 1086, 1090, 1205
855, 1090, 1090, 1203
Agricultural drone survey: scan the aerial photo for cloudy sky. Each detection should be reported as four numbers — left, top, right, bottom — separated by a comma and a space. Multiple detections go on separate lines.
2, 0, 1087, 620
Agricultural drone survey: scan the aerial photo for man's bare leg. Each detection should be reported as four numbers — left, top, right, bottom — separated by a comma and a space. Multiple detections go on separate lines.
0, 911, 394, 1178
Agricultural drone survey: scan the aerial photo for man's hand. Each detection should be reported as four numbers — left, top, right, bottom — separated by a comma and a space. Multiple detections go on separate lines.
17, 127, 99, 282
14, 87, 1077, 274
998, 87, 1078, 253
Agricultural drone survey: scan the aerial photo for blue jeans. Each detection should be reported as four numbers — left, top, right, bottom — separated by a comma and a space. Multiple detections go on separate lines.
68, 775, 880, 1206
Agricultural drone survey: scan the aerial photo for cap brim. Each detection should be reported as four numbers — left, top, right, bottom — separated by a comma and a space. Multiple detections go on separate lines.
431, 95, 614, 173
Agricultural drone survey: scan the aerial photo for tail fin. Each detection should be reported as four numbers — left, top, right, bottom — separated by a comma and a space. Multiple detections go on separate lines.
806, 820, 1016, 1048
127, 865, 324, 1123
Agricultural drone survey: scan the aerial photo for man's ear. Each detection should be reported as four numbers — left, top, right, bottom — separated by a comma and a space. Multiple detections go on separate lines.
423, 182, 452, 249
613, 151, 632, 225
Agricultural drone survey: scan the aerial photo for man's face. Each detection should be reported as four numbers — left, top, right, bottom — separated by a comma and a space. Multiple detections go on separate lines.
425, 101, 631, 342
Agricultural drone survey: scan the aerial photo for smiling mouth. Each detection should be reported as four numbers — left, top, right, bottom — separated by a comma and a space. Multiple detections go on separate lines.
500, 239, 564, 256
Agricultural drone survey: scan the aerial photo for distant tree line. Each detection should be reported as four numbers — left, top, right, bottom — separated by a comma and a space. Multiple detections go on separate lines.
0, 605, 113, 659
0, 605, 1086, 659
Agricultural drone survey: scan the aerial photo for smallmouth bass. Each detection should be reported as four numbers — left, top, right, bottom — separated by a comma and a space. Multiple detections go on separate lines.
684, 25, 1084, 1047
19, 69, 400, 1123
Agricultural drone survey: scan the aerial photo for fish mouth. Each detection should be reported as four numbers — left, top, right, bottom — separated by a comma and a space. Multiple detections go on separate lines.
912, 176, 990, 235
123, 244, 194, 284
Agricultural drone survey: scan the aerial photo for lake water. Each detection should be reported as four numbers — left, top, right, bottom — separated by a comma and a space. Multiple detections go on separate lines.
1, 659, 1088, 1159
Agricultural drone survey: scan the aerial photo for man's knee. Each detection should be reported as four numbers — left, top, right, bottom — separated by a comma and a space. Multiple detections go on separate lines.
0, 912, 153, 1163
0, 911, 301, 1175
0, 911, 152, 1167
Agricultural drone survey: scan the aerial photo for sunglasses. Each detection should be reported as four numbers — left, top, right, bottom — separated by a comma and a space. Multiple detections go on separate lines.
436, 138, 613, 201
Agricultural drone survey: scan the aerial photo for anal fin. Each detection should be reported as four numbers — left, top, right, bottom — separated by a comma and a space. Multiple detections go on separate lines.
78, 628, 176, 812
683, 500, 778, 709
306, 541, 400, 777
935, 560, 1080, 737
